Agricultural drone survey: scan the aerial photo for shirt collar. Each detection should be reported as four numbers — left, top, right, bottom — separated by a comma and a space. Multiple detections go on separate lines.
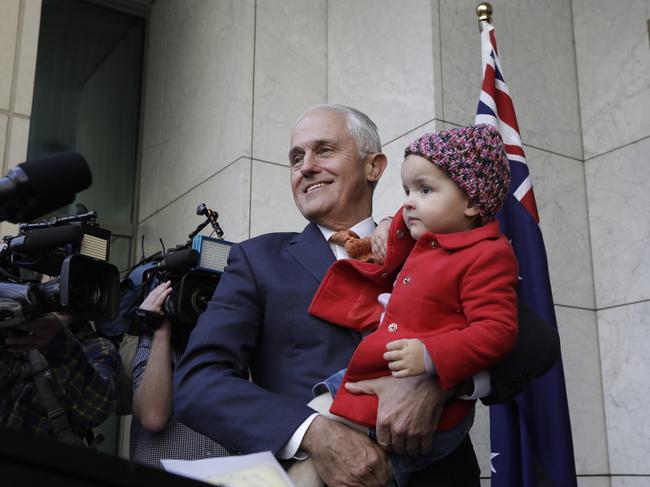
317, 216, 375, 242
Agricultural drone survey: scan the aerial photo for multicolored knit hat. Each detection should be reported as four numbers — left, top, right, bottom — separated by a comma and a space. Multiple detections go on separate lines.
404, 124, 510, 224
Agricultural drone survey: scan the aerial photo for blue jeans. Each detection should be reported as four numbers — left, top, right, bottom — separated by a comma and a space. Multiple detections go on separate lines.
314, 369, 474, 487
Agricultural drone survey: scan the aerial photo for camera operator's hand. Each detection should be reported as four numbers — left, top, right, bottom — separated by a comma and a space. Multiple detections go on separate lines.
4, 313, 70, 353
140, 281, 172, 316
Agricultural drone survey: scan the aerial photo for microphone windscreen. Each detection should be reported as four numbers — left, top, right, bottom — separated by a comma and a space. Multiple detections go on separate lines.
18, 152, 92, 218
21, 225, 84, 253
161, 249, 199, 273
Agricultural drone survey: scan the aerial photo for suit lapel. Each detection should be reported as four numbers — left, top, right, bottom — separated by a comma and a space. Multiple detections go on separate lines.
287, 223, 335, 283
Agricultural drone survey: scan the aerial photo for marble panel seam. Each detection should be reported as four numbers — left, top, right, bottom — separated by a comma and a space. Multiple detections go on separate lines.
593, 301, 612, 475
325, 0, 329, 102
567, 0, 585, 162
3, 0, 25, 171
138, 155, 250, 224
157, 1, 169, 165
249, 0, 258, 240
555, 303, 596, 312
8, 0, 24, 115
521, 141, 584, 163
577, 133, 599, 316
584, 134, 650, 163
252, 157, 289, 168
583, 146, 612, 474
595, 298, 650, 312
0, 112, 29, 120
433, 0, 444, 121
609, 474, 650, 477
1, 117, 9, 173
382, 118, 442, 147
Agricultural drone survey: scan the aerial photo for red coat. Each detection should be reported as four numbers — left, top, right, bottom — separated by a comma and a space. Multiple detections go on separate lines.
308, 211, 518, 430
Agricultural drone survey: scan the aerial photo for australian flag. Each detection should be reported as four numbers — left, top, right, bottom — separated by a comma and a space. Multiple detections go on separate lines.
475, 20, 577, 486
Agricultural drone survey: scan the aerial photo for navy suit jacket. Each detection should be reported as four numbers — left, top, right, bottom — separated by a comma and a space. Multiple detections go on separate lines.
174, 223, 363, 454
173, 222, 560, 455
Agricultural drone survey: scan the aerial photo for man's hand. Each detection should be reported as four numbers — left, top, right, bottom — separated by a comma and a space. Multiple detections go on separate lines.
4, 313, 67, 353
384, 338, 426, 377
370, 218, 392, 264
301, 415, 390, 487
140, 280, 172, 314
345, 374, 452, 456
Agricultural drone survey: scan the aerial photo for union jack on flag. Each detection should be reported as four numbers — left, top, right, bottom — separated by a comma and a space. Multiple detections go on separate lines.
475, 20, 577, 487
475, 23, 539, 222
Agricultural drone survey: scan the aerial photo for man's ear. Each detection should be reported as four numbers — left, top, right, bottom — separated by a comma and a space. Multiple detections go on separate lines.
366, 152, 388, 184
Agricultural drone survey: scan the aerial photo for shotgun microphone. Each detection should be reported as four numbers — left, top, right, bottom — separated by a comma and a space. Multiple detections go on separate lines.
0, 152, 92, 223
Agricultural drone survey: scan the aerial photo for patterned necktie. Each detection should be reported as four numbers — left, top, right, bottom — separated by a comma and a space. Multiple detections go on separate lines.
329, 229, 374, 262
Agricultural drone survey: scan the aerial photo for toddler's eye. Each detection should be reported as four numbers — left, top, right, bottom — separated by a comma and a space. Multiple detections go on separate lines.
421, 185, 432, 194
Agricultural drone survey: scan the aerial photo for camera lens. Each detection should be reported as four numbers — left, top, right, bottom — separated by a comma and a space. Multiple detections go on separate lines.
189, 284, 213, 315
69, 281, 104, 312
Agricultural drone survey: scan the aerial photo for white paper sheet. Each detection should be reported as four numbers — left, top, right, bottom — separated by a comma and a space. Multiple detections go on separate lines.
161, 451, 294, 487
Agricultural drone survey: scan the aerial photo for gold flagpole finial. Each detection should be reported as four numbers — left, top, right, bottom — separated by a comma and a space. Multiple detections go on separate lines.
476, 2, 493, 23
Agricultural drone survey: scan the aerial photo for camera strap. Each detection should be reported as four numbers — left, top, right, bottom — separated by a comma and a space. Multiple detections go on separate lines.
28, 350, 82, 446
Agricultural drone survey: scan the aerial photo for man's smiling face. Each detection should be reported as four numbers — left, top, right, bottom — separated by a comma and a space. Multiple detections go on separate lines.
289, 109, 374, 229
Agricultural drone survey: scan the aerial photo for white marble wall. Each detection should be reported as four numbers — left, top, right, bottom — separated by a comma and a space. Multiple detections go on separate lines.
137, 158, 251, 255
327, 0, 437, 146
573, 0, 650, 160
0, 0, 41, 238
574, 0, 650, 483
248, 0, 327, 236
138, 0, 650, 483
585, 141, 650, 481
252, 0, 327, 166
137, 0, 255, 226
598, 303, 650, 476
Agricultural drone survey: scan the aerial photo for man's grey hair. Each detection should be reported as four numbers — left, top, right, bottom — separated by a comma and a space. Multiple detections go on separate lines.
296, 104, 382, 155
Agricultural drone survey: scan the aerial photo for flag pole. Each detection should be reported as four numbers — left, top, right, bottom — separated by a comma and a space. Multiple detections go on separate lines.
476, 2, 493, 31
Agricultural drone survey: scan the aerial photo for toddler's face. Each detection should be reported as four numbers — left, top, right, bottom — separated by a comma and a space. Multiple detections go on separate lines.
400, 155, 477, 239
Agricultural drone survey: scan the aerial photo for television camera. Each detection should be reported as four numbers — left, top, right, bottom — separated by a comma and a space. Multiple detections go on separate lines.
0, 210, 120, 331
0, 152, 119, 332
100, 203, 232, 350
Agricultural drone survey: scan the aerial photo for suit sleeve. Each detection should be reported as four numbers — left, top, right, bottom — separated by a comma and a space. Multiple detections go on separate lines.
422, 243, 519, 390
173, 243, 315, 455
481, 300, 560, 404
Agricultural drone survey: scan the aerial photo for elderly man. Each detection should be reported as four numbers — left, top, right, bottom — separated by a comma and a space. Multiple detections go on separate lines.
174, 104, 558, 486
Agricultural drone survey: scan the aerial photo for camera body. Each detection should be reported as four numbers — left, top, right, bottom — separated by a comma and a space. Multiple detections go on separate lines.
127, 235, 232, 346
0, 212, 120, 329
95, 204, 231, 351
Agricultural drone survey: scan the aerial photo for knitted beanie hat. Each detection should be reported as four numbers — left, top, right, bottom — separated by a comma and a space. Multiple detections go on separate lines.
404, 124, 510, 224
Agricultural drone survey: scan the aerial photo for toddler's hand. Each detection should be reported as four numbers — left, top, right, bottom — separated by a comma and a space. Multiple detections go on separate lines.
371, 218, 392, 264
383, 338, 426, 377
